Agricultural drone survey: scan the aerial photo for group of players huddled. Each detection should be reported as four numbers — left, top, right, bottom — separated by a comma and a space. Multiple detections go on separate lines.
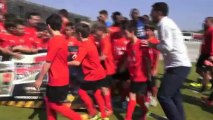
1, 2, 212, 120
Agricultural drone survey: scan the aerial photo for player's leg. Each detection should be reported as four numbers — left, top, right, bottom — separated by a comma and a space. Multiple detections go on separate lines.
45, 97, 57, 120
48, 102, 82, 120
136, 82, 148, 120
78, 88, 97, 116
100, 76, 113, 115
137, 95, 148, 120
94, 89, 107, 118
125, 92, 136, 120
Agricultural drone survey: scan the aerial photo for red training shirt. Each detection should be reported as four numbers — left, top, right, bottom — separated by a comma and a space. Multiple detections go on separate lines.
112, 37, 129, 67
32, 37, 49, 49
75, 38, 106, 81
98, 34, 116, 75
66, 36, 81, 47
126, 39, 148, 82
201, 27, 213, 55
25, 26, 37, 37
0, 32, 19, 48
16, 34, 34, 48
46, 35, 69, 86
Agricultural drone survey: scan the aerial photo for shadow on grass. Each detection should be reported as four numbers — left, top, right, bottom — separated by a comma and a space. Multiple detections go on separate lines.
182, 94, 213, 114
113, 111, 124, 120
149, 113, 168, 120
28, 108, 46, 120
184, 78, 198, 84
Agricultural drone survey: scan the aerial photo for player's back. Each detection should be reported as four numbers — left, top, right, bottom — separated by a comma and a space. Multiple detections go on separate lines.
47, 35, 69, 86
80, 38, 106, 81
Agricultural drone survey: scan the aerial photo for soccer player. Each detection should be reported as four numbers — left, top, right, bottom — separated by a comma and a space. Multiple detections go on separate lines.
196, 17, 213, 92
64, 22, 84, 87
93, 22, 116, 116
110, 14, 130, 109
11, 19, 36, 53
0, 13, 17, 33
149, 2, 191, 120
98, 10, 112, 27
123, 22, 148, 120
64, 22, 80, 46
33, 22, 51, 49
68, 23, 109, 120
34, 14, 82, 120
130, 8, 147, 39
144, 23, 160, 107
0, 21, 22, 61
25, 12, 41, 36
58, 9, 70, 32
13, 21, 50, 54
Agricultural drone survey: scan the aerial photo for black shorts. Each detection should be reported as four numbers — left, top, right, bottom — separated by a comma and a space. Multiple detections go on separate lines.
100, 75, 113, 87
80, 79, 105, 91
113, 70, 130, 81
46, 85, 69, 103
130, 81, 147, 95
196, 54, 210, 69
147, 76, 157, 89
69, 66, 84, 85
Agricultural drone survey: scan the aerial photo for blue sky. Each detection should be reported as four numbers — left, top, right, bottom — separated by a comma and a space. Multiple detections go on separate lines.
29, 0, 212, 31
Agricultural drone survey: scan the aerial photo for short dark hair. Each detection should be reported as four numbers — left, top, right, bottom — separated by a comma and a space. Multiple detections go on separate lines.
143, 15, 149, 20
46, 14, 62, 31
145, 22, 156, 31
36, 23, 48, 31
130, 8, 139, 15
92, 22, 107, 33
122, 21, 136, 33
206, 17, 213, 23
58, 9, 69, 18
152, 2, 169, 16
75, 23, 90, 38
26, 12, 40, 19
99, 10, 108, 16
112, 11, 122, 21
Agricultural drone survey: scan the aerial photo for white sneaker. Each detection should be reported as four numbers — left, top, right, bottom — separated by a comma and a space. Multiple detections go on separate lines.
150, 97, 158, 107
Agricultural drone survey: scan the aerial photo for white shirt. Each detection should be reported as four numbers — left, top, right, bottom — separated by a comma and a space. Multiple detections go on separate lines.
157, 17, 191, 68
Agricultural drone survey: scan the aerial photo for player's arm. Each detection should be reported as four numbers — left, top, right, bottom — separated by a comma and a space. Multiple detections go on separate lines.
100, 40, 110, 60
34, 38, 59, 90
100, 46, 109, 61
12, 46, 38, 54
149, 25, 173, 52
1, 47, 22, 59
68, 46, 87, 66
34, 62, 51, 90
68, 60, 81, 66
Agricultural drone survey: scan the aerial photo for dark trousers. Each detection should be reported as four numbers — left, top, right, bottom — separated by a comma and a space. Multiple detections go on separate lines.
158, 66, 190, 120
